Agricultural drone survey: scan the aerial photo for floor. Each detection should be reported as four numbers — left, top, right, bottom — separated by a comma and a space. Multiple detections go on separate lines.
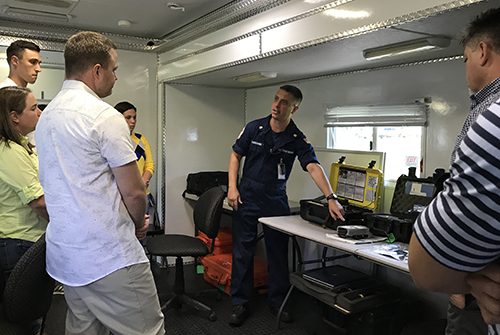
42, 259, 447, 335
43, 260, 318, 335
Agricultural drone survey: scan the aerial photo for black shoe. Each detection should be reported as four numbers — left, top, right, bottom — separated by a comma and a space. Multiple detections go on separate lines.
270, 306, 294, 323
229, 305, 249, 326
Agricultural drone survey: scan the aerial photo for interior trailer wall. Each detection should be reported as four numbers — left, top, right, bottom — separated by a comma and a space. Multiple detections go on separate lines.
162, 84, 245, 236
245, 58, 470, 205
103, 49, 159, 198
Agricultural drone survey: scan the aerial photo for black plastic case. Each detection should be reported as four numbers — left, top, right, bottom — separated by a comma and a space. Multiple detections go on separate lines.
300, 198, 370, 230
364, 168, 448, 243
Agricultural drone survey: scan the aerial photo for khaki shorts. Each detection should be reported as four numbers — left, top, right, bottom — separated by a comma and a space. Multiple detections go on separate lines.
64, 262, 165, 335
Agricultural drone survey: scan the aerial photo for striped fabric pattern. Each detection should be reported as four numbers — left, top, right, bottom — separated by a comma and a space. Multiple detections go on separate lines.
415, 101, 500, 334
451, 77, 500, 164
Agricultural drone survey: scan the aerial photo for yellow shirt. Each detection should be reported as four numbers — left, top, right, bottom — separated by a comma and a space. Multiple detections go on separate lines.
131, 132, 154, 194
0, 136, 48, 242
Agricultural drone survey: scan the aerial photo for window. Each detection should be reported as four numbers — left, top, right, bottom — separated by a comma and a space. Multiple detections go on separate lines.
325, 103, 427, 180
327, 126, 423, 180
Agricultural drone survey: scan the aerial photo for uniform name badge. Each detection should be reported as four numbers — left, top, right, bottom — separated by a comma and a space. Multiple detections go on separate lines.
278, 158, 286, 180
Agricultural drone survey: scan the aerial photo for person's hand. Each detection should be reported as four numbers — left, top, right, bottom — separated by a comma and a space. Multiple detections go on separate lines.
227, 187, 242, 211
328, 199, 344, 221
466, 263, 500, 324
449, 294, 466, 309
136, 215, 150, 240
142, 176, 150, 188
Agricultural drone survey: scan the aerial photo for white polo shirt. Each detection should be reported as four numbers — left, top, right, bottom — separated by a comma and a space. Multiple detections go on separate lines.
36, 80, 147, 286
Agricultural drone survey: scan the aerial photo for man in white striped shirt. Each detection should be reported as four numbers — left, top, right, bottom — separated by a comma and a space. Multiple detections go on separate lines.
409, 7, 500, 335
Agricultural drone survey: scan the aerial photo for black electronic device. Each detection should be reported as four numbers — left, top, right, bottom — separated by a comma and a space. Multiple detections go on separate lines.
301, 265, 369, 290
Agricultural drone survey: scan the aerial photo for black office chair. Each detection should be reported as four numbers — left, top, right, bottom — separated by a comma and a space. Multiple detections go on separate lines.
0, 234, 55, 335
147, 186, 225, 322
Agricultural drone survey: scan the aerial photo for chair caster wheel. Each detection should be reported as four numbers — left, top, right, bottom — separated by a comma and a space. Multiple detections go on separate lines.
209, 312, 217, 321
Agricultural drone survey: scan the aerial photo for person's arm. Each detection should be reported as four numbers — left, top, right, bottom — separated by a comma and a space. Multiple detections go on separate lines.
227, 151, 242, 211
111, 161, 147, 229
408, 233, 470, 293
0, 142, 49, 221
142, 170, 153, 189
466, 263, 500, 324
28, 195, 49, 221
142, 136, 155, 188
306, 162, 344, 220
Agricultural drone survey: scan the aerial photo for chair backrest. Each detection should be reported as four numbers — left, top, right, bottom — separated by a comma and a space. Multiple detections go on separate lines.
194, 187, 225, 240
2, 234, 55, 324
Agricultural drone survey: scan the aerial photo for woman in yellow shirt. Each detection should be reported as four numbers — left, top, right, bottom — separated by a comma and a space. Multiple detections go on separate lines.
0, 86, 48, 287
115, 101, 155, 213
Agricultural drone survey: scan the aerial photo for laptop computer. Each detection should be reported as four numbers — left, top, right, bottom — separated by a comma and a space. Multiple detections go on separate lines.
302, 265, 369, 290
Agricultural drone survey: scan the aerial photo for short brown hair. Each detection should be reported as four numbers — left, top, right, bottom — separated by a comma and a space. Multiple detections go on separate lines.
64, 31, 117, 79
6, 40, 40, 66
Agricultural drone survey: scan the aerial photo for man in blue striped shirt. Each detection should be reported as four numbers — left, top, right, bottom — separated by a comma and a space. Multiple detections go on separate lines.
409, 7, 500, 335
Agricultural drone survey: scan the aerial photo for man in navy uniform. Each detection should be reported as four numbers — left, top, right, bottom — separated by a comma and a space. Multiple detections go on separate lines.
227, 84, 344, 326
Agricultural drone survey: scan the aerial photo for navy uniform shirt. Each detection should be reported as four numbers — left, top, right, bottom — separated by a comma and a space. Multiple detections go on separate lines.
232, 115, 319, 216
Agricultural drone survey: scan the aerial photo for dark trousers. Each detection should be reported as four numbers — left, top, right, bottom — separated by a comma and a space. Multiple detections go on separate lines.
230, 210, 290, 309
445, 297, 487, 335
0, 238, 34, 284
0, 238, 40, 334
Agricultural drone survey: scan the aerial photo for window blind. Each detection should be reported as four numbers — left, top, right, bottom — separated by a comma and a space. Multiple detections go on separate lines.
324, 103, 428, 127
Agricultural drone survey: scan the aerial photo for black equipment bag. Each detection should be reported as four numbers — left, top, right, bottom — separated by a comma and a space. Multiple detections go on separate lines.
183, 171, 228, 196
364, 167, 449, 243
300, 197, 371, 230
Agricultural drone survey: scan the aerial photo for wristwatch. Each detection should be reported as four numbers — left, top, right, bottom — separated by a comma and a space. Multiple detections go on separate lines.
326, 193, 338, 201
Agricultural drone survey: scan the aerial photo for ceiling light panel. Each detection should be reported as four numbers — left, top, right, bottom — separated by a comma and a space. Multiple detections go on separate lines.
234, 71, 277, 83
363, 37, 451, 61
8, 0, 78, 14
1, 5, 72, 21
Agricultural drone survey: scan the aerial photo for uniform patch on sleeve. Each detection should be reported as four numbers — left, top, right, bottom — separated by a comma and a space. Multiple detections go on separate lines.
237, 126, 246, 139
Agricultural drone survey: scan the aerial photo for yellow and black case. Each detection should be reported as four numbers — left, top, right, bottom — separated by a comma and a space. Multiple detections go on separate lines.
329, 162, 383, 211
299, 162, 383, 230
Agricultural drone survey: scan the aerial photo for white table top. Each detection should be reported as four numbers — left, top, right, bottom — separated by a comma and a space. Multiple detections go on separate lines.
259, 215, 409, 273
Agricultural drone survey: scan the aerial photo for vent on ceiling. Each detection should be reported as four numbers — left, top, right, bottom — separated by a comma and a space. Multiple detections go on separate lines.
11, 0, 78, 9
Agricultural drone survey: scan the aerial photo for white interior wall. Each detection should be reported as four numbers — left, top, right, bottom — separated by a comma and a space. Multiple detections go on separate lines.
163, 84, 244, 235
103, 49, 159, 198
245, 58, 470, 205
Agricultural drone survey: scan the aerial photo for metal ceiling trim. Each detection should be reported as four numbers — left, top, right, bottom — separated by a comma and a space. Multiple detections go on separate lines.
160, 55, 463, 89
156, 0, 291, 53
0, 17, 162, 52
0, 0, 485, 53
160, 82, 167, 227
256, 55, 465, 88
160, 0, 483, 81
159, 0, 350, 65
